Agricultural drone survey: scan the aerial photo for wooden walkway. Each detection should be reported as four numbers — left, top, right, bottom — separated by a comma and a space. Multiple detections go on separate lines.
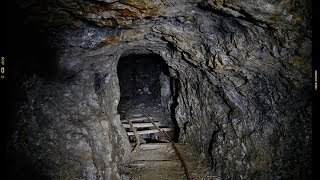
121, 113, 217, 179
122, 116, 171, 136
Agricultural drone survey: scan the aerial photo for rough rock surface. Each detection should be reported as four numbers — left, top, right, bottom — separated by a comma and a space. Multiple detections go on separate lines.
5, 0, 311, 179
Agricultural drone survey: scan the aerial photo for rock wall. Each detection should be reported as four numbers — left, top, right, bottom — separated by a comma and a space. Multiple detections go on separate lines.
10, 48, 131, 179
6, 0, 311, 179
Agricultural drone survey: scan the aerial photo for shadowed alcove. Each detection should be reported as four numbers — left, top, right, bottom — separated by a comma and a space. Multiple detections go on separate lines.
117, 54, 180, 144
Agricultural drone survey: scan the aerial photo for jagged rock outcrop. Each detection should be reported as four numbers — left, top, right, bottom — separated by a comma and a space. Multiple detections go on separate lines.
6, 0, 311, 179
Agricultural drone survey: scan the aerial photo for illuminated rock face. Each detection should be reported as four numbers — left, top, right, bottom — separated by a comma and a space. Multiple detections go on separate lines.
6, 0, 311, 179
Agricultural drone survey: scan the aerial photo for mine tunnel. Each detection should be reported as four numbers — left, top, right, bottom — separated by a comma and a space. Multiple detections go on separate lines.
3, 0, 312, 179
117, 54, 180, 144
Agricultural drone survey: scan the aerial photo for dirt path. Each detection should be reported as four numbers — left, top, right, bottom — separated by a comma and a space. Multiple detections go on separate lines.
126, 143, 217, 180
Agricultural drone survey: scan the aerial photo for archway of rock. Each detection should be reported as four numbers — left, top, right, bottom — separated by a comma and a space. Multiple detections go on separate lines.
117, 54, 180, 144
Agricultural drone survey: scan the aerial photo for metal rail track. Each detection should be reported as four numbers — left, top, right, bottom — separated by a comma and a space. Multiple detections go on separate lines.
141, 111, 192, 180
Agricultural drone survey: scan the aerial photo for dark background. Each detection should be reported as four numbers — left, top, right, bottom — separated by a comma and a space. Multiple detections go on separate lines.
0, 1, 58, 177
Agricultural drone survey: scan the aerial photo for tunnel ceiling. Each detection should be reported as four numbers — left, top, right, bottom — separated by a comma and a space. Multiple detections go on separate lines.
4, 0, 312, 179
12, 0, 311, 30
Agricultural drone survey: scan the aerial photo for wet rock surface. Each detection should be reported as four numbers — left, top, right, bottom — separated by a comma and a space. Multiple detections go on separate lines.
4, 0, 312, 179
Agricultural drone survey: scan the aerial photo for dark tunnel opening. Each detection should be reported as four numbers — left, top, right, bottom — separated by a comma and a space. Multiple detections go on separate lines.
117, 54, 180, 144
117, 54, 162, 101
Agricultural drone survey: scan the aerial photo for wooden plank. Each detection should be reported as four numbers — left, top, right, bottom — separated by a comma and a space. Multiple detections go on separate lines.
127, 128, 171, 135
129, 160, 180, 166
135, 143, 185, 149
122, 122, 161, 128
130, 113, 143, 118
124, 117, 140, 150
121, 117, 158, 123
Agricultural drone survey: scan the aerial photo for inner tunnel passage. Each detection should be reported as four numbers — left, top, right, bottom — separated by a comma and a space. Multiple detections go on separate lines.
117, 54, 180, 144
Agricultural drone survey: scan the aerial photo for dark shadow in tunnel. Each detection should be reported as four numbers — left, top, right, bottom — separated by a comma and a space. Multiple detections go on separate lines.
1, 2, 59, 179
117, 54, 180, 143
170, 78, 181, 142
117, 54, 164, 104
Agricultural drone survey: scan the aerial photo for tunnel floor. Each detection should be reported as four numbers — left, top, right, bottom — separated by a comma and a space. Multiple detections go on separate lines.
118, 95, 163, 115
118, 94, 173, 144
125, 143, 215, 179
118, 95, 215, 179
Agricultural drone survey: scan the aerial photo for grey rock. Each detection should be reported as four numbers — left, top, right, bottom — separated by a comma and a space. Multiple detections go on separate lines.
8, 0, 311, 179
